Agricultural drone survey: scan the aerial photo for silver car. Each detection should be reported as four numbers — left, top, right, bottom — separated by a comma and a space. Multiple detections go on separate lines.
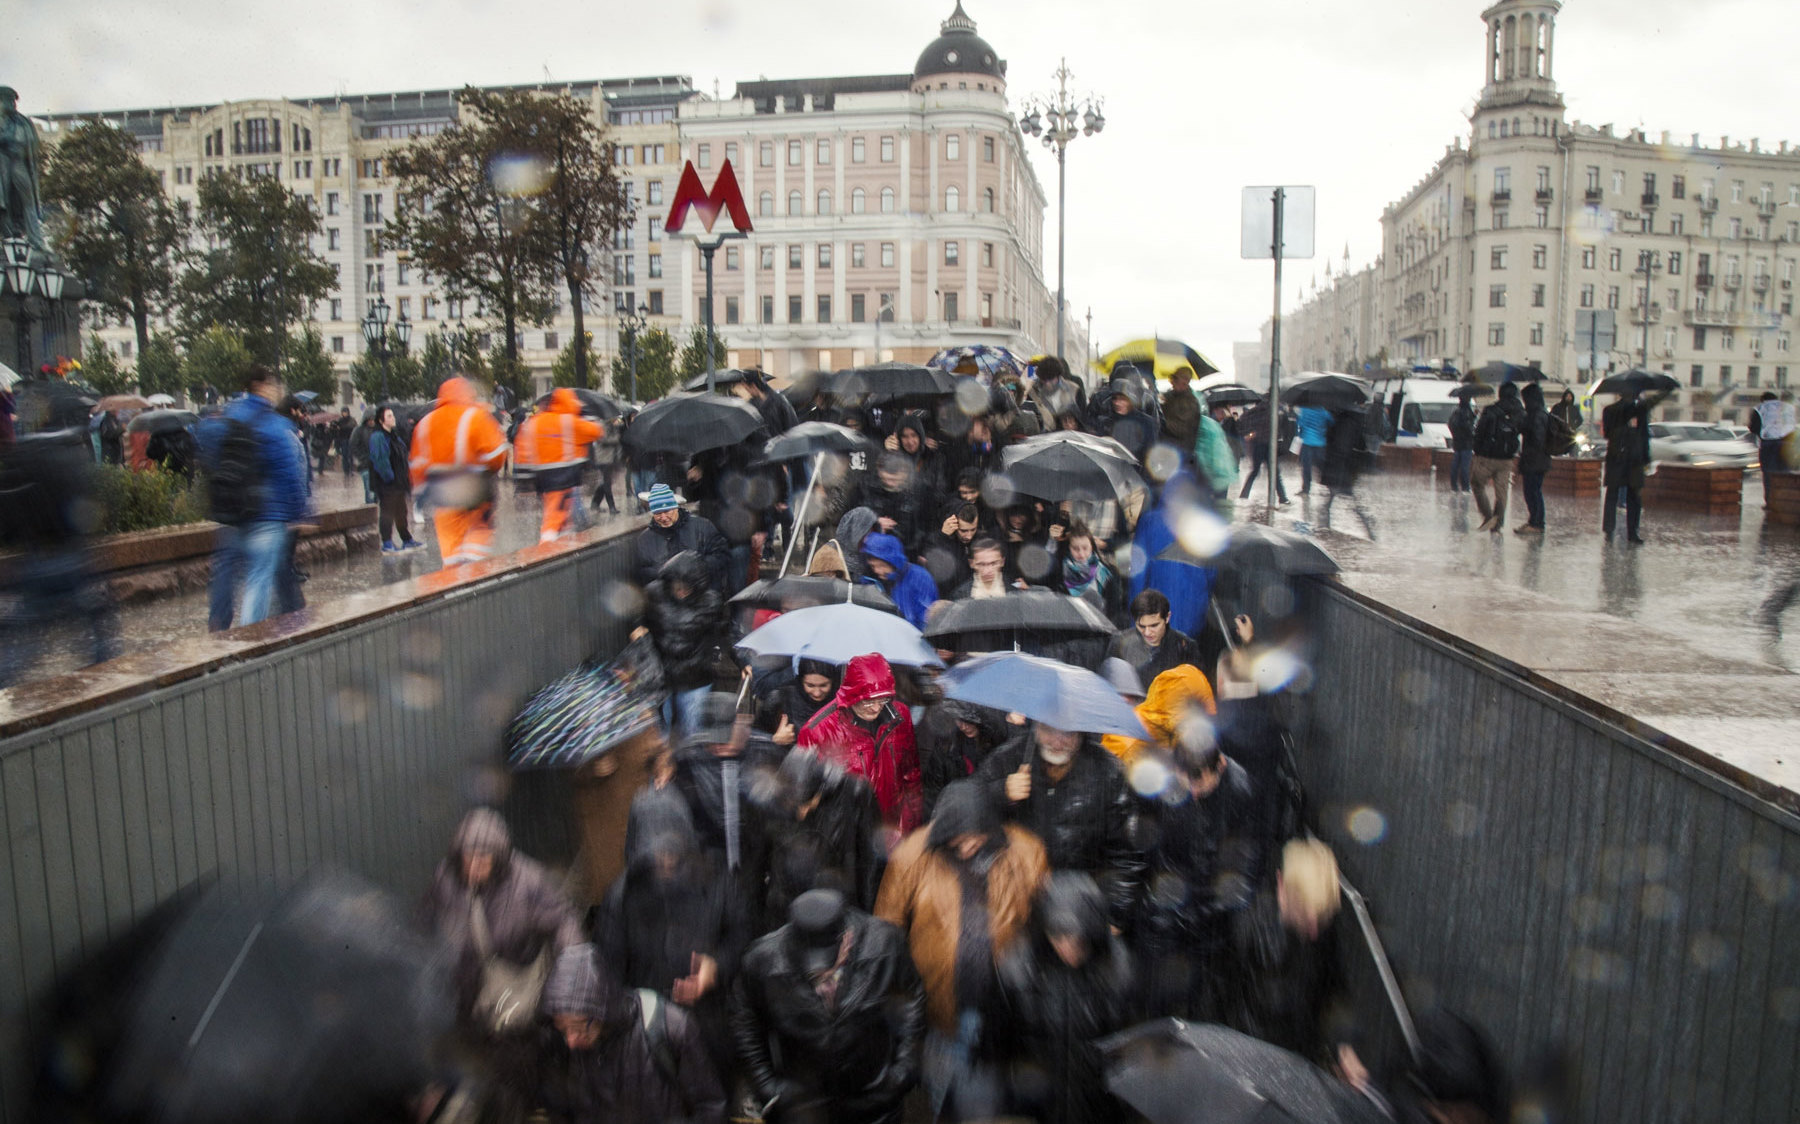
1647, 422, 1758, 469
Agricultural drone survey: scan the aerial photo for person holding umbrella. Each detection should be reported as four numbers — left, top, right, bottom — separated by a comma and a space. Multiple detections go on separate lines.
1469, 382, 1524, 533
798, 652, 923, 838
1599, 377, 1673, 543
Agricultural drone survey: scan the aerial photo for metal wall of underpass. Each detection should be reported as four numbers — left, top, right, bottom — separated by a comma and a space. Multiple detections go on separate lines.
1295, 580, 1800, 1124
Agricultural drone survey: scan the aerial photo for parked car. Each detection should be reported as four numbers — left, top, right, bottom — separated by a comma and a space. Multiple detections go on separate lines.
1647, 422, 1758, 469
1725, 424, 1752, 444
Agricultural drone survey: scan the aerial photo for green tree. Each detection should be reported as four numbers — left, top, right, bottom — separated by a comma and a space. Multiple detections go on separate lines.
349, 329, 427, 403
80, 337, 136, 396
41, 119, 188, 360
676, 326, 728, 387
177, 172, 336, 368
418, 331, 455, 388
136, 332, 185, 400
611, 325, 679, 401
283, 324, 337, 404
551, 331, 602, 389
184, 324, 254, 397
486, 345, 532, 408
385, 87, 559, 369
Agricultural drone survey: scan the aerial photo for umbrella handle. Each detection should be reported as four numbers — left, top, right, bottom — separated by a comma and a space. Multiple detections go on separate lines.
1212, 599, 1238, 651
778, 451, 826, 578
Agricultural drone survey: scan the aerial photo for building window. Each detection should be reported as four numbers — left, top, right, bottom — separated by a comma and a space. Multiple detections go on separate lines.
1693, 327, 1707, 350
725, 245, 740, 271
725, 296, 739, 324
1489, 284, 1506, 308
945, 134, 961, 161
1530, 322, 1545, 345
1783, 336, 1793, 354
848, 293, 865, 323
362, 193, 383, 224
944, 292, 958, 322
647, 290, 664, 315
1579, 284, 1594, 308
818, 244, 832, 268
760, 245, 775, 270
543, 330, 559, 351
1607, 286, 1620, 310
880, 136, 895, 163
880, 242, 895, 268
1586, 166, 1601, 192
761, 295, 774, 323
329, 298, 342, 320
944, 186, 959, 212
330, 336, 344, 353
1670, 214, 1684, 236
788, 244, 803, 269
817, 189, 831, 215
648, 218, 662, 241
649, 253, 663, 278
760, 141, 774, 167
852, 137, 866, 163
1668, 251, 1682, 276
788, 140, 802, 166
982, 242, 994, 268
983, 136, 995, 162
1671, 175, 1685, 199
1533, 205, 1548, 228
1729, 218, 1742, 240
1531, 283, 1545, 307
1488, 323, 1505, 346
1491, 247, 1508, 269
725, 142, 738, 164
851, 243, 866, 268
945, 241, 959, 266
818, 295, 832, 323
1749, 365, 1762, 388
697, 143, 712, 169
759, 191, 774, 217
852, 188, 866, 214
880, 187, 895, 213
328, 228, 340, 250
788, 190, 803, 216
1494, 167, 1510, 195
1690, 365, 1705, 387
1494, 211, 1508, 230
1732, 180, 1744, 203
789, 295, 803, 322
1581, 246, 1596, 269
1608, 248, 1622, 271
1722, 330, 1736, 351
1531, 245, 1547, 269
817, 138, 831, 165
647, 180, 663, 205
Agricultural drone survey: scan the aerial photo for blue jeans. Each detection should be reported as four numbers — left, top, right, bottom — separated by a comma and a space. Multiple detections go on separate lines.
661, 684, 713, 740
211, 521, 293, 630
1300, 444, 1324, 492
1450, 448, 1474, 492
1522, 471, 1546, 528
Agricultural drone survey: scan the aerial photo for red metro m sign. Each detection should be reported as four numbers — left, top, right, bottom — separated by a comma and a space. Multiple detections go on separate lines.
663, 160, 753, 236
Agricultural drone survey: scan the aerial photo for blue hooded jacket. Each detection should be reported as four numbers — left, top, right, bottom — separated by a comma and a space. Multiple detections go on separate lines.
1127, 471, 1216, 638
859, 531, 938, 630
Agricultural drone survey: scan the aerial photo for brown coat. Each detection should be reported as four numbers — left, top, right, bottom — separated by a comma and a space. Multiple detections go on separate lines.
874, 823, 1049, 1033
570, 728, 664, 905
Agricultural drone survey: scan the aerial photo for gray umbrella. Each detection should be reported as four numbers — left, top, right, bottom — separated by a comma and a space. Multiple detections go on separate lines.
1157, 523, 1340, 577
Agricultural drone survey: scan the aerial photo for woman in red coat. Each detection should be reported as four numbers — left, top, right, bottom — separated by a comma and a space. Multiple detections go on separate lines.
798, 653, 923, 840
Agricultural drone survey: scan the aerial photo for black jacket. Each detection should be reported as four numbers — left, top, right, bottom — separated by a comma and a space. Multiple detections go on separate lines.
634, 510, 731, 592
1321, 410, 1365, 491
731, 910, 926, 1124
914, 700, 1007, 820
750, 766, 884, 927
644, 555, 729, 691
1131, 760, 1258, 949
1226, 885, 1339, 1061
1447, 403, 1476, 453
975, 732, 1144, 927
1518, 406, 1553, 475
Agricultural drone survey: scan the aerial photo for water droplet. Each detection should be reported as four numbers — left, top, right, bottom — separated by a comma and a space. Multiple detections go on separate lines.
1144, 443, 1182, 483
1689, 931, 1732, 972
1174, 507, 1230, 559
1128, 757, 1171, 798
1445, 801, 1481, 838
1346, 806, 1387, 844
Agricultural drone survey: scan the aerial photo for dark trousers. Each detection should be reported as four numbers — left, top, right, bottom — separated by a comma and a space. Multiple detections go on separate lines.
1522, 471, 1546, 528
1761, 439, 1788, 506
1449, 448, 1474, 492
1238, 443, 1287, 501
1603, 484, 1641, 539
378, 487, 413, 544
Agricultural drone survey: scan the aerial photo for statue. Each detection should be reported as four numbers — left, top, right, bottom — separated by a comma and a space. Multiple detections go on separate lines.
0, 86, 46, 252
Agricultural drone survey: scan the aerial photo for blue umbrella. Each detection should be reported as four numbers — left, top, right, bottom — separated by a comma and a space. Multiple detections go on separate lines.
737, 603, 943, 668
939, 651, 1149, 738
928, 345, 1028, 381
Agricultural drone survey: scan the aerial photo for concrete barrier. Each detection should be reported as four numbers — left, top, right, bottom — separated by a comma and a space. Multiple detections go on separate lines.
1641, 464, 1745, 516
1766, 471, 1800, 526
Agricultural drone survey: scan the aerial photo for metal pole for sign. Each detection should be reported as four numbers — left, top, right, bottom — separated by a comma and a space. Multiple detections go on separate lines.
1268, 187, 1285, 519
703, 242, 719, 395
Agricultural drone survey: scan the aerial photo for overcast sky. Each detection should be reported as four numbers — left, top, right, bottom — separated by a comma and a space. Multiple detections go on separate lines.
8, 0, 1797, 369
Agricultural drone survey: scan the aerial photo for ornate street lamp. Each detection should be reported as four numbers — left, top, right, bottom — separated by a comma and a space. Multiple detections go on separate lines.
620, 300, 649, 403
1019, 60, 1105, 364
361, 281, 392, 401
4, 235, 53, 374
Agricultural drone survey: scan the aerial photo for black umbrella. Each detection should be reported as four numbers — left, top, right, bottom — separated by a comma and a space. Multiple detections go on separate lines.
1202, 385, 1264, 407
623, 392, 766, 454
38, 872, 453, 1124
1101, 1019, 1388, 1124
1449, 382, 1495, 401
125, 408, 200, 435
1157, 522, 1340, 576
829, 362, 957, 406
997, 431, 1146, 505
922, 589, 1116, 645
731, 575, 898, 614
1595, 368, 1680, 396
1474, 360, 1546, 383
535, 387, 623, 419
761, 420, 878, 462
1281, 373, 1371, 410
681, 367, 761, 392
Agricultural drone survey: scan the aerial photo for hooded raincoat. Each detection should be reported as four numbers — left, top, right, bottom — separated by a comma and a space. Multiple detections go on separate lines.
858, 531, 939, 630
798, 653, 923, 835
1102, 664, 1217, 764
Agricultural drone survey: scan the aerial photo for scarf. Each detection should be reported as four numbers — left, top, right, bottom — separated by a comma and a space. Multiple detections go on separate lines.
1062, 554, 1108, 596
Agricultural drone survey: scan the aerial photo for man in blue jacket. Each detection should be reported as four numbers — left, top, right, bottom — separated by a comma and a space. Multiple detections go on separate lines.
197, 365, 310, 630
1296, 406, 1331, 496
859, 531, 939, 631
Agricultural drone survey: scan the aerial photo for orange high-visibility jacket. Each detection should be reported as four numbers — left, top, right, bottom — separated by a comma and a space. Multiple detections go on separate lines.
409, 377, 510, 488
514, 388, 603, 473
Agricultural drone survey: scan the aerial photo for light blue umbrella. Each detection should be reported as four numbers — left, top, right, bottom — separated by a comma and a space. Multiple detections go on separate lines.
737, 603, 943, 668
939, 651, 1149, 738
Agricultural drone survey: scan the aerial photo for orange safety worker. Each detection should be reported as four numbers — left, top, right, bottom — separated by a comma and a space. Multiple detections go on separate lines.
408, 376, 510, 565
514, 388, 603, 543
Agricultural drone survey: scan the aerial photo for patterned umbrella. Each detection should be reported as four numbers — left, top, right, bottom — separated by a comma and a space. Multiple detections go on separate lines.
1094, 338, 1220, 379
928, 345, 1028, 382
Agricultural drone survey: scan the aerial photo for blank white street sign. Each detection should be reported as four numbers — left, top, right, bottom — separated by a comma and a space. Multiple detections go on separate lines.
1242, 186, 1316, 260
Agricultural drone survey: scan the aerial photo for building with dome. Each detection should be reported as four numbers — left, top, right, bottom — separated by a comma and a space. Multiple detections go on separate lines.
1272, 0, 1800, 423
677, 3, 1084, 380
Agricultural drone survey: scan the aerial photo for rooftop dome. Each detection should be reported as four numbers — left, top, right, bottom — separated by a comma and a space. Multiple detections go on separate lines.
913, 2, 1006, 82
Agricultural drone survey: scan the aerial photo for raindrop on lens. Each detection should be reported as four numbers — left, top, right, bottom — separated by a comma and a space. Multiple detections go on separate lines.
1445, 801, 1480, 838
1145, 444, 1181, 483
1346, 806, 1387, 844
1174, 507, 1230, 559
1129, 757, 1171, 798
955, 380, 990, 417
601, 580, 646, 620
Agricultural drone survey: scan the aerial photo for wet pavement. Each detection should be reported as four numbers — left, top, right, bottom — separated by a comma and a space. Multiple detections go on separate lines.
1233, 463, 1800, 797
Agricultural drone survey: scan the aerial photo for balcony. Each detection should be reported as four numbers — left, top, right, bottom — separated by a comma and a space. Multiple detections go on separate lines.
1641, 193, 1660, 208
1723, 274, 1743, 290
1491, 190, 1512, 205
1584, 187, 1605, 203
1631, 303, 1664, 324
1536, 187, 1555, 202
1698, 196, 1719, 213
1754, 276, 1771, 293
1759, 200, 1778, 217
1687, 307, 1780, 329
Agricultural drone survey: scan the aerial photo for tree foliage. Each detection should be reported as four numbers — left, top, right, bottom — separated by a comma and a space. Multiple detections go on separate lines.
486, 345, 532, 409
183, 325, 255, 397
41, 120, 188, 360
552, 332, 602, 389
80, 337, 136, 396
611, 326, 679, 401
676, 326, 729, 386
177, 172, 336, 367
136, 333, 185, 400
349, 329, 426, 403
283, 324, 337, 403
418, 331, 455, 388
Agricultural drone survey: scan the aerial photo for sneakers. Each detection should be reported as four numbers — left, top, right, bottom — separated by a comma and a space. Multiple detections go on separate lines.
1514, 524, 1544, 535
1476, 516, 1495, 532
401, 539, 426, 551
381, 541, 399, 553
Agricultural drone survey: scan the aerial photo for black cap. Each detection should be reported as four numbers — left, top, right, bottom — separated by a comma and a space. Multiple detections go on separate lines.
790, 889, 847, 973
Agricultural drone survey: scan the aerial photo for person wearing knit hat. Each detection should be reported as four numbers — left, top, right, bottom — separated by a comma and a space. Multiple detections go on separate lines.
632, 480, 731, 592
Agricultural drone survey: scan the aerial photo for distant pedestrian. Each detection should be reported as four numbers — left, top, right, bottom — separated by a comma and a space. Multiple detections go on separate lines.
1296, 406, 1331, 496
1447, 397, 1476, 493
1514, 382, 1551, 535
1319, 407, 1374, 538
408, 376, 510, 566
1551, 389, 1583, 434
1470, 382, 1524, 533
1601, 387, 1670, 544
333, 406, 355, 476
1237, 403, 1288, 505
1160, 366, 1201, 464
1749, 391, 1796, 510
349, 409, 377, 503
368, 407, 422, 552
515, 388, 603, 543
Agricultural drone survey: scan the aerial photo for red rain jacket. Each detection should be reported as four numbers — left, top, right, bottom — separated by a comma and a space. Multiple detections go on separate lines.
798, 653, 922, 836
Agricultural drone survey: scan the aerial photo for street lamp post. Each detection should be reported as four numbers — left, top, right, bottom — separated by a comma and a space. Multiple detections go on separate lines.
1019, 60, 1105, 365
3, 236, 62, 376
620, 300, 649, 403
361, 280, 392, 401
